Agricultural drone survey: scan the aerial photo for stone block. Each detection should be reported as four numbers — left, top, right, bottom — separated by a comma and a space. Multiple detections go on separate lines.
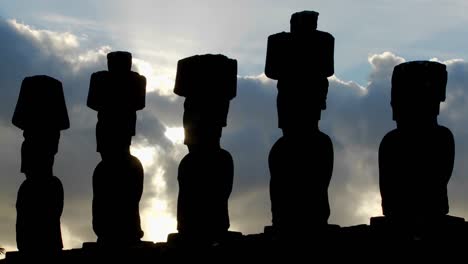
174, 54, 237, 100
265, 31, 334, 80
290, 10, 319, 34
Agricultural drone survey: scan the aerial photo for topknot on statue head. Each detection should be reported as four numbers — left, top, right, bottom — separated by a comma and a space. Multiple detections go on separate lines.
107, 51, 132, 73
290, 10, 319, 34
174, 54, 237, 101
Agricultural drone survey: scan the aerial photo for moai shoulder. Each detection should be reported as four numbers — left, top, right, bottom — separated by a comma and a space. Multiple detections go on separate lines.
12, 75, 70, 131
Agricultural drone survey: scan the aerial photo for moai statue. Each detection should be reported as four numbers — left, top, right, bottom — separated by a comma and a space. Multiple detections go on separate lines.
171, 54, 237, 244
12, 75, 69, 254
87, 51, 146, 246
376, 61, 458, 234
264, 11, 335, 237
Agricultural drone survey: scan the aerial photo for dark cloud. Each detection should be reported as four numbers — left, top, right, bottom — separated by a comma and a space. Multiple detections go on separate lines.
0, 19, 172, 249
1, 19, 468, 253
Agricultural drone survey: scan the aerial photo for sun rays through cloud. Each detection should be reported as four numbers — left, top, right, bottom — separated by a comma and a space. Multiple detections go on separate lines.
133, 58, 175, 97
141, 167, 177, 242
130, 141, 178, 242
164, 126, 185, 145
1, 1, 468, 249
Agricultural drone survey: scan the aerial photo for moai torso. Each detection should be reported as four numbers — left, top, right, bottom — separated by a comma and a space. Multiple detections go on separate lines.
265, 11, 335, 235
16, 176, 64, 252
12, 75, 69, 253
379, 126, 454, 218
174, 54, 237, 240
177, 147, 234, 235
269, 130, 333, 229
379, 61, 453, 221
92, 154, 144, 243
87, 51, 146, 245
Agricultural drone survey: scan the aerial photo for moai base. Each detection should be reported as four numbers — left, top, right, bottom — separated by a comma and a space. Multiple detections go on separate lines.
12, 75, 69, 254
87, 51, 146, 246
264, 10, 337, 240
168, 54, 242, 247
373, 61, 465, 241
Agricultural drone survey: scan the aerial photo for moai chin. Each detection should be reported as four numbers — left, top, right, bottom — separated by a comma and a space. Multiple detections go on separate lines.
264, 11, 335, 237
172, 54, 237, 243
378, 61, 454, 228
87, 51, 146, 245
12, 75, 69, 253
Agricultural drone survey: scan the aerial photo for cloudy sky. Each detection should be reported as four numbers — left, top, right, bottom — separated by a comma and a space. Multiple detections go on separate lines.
1, 0, 468, 253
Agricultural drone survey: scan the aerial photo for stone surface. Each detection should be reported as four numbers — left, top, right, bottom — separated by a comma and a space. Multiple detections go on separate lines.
92, 155, 144, 245
265, 31, 334, 80
174, 54, 237, 100
12, 75, 69, 131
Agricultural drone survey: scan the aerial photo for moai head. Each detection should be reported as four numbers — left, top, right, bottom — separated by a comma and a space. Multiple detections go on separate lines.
290, 10, 319, 34
12, 75, 70, 131
265, 10, 334, 80
265, 11, 334, 132
107, 51, 132, 73
12, 75, 69, 177
174, 54, 237, 148
391, 61, 447, 125
20, 131, 60, 177
88, 51, 146, 112
87, 50, 146, 159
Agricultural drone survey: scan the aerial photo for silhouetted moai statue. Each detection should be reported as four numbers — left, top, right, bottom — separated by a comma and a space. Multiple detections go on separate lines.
265, 11, 335, 237
172, 54, 237, 244
375, 61, 460, 236
12, 75, 69, 253
87, 51, 146, 245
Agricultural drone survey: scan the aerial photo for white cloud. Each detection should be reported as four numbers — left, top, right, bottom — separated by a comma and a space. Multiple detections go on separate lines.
39, 14, 98, 29
368, 52, 405, 82
0, 19, 180, 248
240, 73, 276, 86
1, 18, 468, 251
9, 19, 80, 53
164, 126, 185, 145
132, 58, 176, 97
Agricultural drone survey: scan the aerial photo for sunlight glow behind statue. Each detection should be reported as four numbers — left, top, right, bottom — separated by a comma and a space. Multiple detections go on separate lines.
87, 51, 147, 246
12, 75, 69, 254
171, 54, 239, 244
264, 10, 336, 238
